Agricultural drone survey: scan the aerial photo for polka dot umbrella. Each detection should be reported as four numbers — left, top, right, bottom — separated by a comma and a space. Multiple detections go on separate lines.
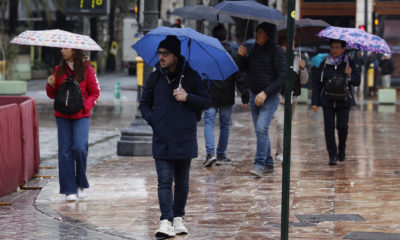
10, 29, 102, 51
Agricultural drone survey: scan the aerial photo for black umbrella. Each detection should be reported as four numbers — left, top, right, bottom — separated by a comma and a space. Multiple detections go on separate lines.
171, 5, 235, 24
277, 18, 330, 44
213, 0, 284, 24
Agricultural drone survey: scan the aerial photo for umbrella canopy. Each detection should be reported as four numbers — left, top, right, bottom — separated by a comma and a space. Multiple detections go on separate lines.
10, 29, 102, 51
213, 0, 285, 24
277, 18, 330, 44
295, 46, 317, 53
171, 5, 235, 23
132, 26, 238, 80
317, 26, 391, 54
311, 53, 328, 68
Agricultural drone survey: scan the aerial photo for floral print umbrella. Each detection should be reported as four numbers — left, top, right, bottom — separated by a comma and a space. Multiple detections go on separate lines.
317, 26, 390, 54
10, 29, 102, 51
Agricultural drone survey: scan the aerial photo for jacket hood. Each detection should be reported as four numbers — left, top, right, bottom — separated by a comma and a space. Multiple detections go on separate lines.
256, 22, 277, 46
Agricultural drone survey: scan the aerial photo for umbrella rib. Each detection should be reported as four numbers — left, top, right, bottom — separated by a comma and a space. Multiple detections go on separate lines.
193, 41, 225, 80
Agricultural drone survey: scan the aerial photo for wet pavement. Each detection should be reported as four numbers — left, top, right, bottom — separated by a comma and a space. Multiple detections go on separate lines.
1, 74, 400, 239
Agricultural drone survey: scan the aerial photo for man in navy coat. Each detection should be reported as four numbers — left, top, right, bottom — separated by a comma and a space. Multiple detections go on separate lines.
139, 35, 210, 238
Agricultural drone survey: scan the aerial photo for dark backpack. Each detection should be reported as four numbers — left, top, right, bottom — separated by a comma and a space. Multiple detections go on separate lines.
148, 70, 203, 121
322, 58, 349, 101
324, 74, 349, 101
54, 72, 84, 114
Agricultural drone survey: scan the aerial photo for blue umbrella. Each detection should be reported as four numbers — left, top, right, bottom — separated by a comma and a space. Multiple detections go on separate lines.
213, 0, 285, 24
311, 53, 328, 68
132, 26, 238, 80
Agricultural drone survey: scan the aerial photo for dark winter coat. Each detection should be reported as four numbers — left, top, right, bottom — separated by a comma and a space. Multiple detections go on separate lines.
380, 59, 394, 75
311, 55, 361, 108
207, 42, 249, 107
237, 41, 286, 96
139, 57, 210, 160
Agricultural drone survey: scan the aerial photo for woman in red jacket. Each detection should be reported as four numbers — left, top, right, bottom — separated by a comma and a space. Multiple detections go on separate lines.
46, 48, 100, 202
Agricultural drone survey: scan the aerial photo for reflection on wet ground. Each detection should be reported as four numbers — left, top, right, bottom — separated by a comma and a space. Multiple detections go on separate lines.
1, 101, 400, 239
30, 104, 400, 240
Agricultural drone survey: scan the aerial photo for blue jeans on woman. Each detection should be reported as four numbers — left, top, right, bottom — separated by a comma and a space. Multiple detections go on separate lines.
56, 117, 89, 194
203, 106, 233, 158
155, 158, 191, 221
249, 93, 280, 169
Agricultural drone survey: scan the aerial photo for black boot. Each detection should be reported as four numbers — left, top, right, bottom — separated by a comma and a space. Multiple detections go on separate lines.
329, 156, 337, 165
338, 154, 345, 162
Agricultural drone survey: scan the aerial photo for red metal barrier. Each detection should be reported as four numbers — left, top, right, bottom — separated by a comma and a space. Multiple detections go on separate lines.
0, 96, 40, 197
0, 104, 23, 197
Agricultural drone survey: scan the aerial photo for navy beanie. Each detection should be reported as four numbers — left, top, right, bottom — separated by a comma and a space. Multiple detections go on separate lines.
158, 35, 181, 57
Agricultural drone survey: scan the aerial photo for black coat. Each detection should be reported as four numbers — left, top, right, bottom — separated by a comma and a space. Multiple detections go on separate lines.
238, 41, 286, 96
139, 58, 210, 160
207, 42, 249, 107
311, 55, 361, 108
380, 59, 394, 75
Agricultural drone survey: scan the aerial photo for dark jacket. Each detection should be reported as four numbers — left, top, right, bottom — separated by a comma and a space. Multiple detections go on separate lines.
139, 57, 210, 160
207, 42, 249, 107
237, 41, 286, 96
311, 55, 361, 108
380, 58, 394, 75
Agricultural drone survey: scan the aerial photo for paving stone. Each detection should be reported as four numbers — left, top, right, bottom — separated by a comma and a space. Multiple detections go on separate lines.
344, 232, 400, 240
296, 214, 366, 223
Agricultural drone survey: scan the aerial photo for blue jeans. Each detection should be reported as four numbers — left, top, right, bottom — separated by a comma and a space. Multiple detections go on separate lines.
155, 158, 191, 221
56, 117, 89, 194
250, 93, 280, 169
203, 106, 233, 158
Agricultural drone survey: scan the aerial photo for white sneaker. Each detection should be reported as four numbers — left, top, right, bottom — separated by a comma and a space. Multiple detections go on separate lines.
65, 194, 77, 202
155, 219, 175, 238
77, 188, 87, 199
275, 153, 283, 162
173, 217, 188, 235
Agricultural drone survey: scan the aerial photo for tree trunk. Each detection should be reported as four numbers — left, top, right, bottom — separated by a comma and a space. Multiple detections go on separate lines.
9, 0, 18, 36
106, 0, 116, 72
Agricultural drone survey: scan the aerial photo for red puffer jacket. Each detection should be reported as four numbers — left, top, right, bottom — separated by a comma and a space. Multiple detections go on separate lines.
46, 61, 100, 119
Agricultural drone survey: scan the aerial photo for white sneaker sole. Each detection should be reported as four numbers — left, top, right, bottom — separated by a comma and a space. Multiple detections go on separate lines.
250, 170, 263, 178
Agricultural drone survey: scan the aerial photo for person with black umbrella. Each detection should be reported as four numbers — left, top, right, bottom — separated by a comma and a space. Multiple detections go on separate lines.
237, 22, 286, 177
273, 34, 309, 162
202, 24, 250, 167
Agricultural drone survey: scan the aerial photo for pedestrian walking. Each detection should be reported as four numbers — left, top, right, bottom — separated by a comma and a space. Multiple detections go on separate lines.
367, 53, 380, 96
139, 35, 210, 238
380, 54, 394, 88
273, 35, 309, 162
237, 22, 286, 177
202, 24, 249, 167
311, 39, 360, 165
46, 48, 100, 202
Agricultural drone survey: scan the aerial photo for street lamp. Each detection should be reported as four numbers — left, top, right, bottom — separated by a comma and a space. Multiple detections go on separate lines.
116, 0, 159, 156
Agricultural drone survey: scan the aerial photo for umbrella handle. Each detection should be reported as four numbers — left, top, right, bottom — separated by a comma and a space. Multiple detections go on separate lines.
244, 19, 250, 42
